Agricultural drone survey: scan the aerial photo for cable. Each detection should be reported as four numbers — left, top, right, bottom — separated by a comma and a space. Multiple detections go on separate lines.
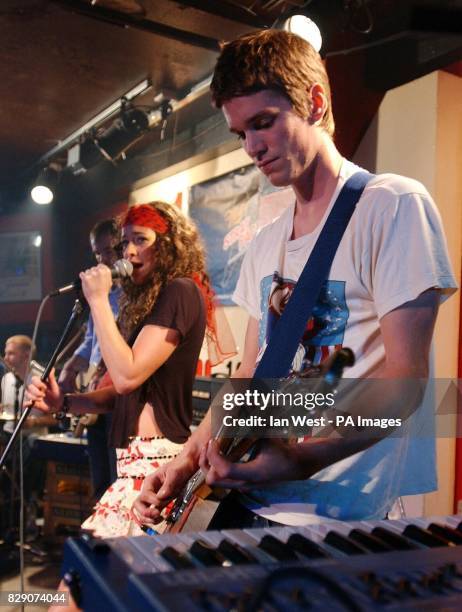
19, 423, 24, 612
139, 116, 227, 164
16, 293, 50, 609
55, 324, 87, 365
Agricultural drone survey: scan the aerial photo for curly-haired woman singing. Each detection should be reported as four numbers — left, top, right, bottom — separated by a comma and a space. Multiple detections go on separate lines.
26, 202, 222, 538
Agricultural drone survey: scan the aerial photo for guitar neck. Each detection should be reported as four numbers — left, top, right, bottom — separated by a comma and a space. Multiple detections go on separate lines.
187, 436, 258, 497
220, 435, 258, 462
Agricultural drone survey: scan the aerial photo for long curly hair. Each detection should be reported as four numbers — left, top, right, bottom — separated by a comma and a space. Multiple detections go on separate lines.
118, 201, 213, 338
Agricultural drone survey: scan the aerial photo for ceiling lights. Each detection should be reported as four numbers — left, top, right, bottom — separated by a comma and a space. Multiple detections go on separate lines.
283, 14, 323, 53
30, 166, 59, 205
77, 100, 151, 170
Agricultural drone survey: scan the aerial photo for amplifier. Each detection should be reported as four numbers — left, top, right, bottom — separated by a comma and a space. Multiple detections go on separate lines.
191, 376, 226, 426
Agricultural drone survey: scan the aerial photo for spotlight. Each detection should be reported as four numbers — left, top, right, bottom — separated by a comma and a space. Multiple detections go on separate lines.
283, 14, 323, 53
31, 166, 59, 205
79, 100, 150, 170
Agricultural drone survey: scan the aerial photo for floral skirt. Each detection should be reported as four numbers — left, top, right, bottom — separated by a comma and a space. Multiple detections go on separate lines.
81, 436, 184, 538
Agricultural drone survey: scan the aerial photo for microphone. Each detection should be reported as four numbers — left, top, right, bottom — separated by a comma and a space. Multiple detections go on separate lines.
48, 259, 133, 297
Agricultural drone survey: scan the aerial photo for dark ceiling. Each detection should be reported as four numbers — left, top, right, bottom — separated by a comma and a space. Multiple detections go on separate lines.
0, 0, 461, 206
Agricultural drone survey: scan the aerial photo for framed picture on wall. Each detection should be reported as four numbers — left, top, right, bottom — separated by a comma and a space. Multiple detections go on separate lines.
0, 231, 42, 302
189, 165, 293, 304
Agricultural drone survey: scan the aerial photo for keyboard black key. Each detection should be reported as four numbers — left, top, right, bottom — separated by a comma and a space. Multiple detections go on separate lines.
324, 531, 369, 555
348, 528, 393, 553
427, 523, 462, 545
217, 539, 257, 564
160, 546, 195, 570
258, 535, 299, 561
189, 539, 229, 566
371, 527, 418, 551
403, 525, 452, 548
287, 533, 331, 559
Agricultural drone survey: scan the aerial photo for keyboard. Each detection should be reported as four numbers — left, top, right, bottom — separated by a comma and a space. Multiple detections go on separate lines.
61, 514, 462, 610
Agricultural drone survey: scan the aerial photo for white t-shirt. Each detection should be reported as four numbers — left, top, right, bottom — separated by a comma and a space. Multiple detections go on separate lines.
1, 372, 47, 436
233, 159, 457, 525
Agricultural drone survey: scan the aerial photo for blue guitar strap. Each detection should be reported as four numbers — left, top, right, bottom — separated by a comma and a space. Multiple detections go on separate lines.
254, 171, 373, 380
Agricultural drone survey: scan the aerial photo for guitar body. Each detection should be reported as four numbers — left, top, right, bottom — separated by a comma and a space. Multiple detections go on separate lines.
72, 366, 111, 437
166, 486, 222, 533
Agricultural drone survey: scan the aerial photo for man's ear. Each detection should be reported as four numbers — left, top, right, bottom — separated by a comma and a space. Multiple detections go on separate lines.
309, 83, 327, 124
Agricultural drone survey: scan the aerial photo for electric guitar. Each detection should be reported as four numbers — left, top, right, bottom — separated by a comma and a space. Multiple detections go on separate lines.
71, 365, 110, 437
163, 348, 355, 534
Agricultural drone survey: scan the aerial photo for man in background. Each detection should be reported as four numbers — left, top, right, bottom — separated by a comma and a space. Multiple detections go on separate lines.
59, 218, 120, 500
2, 335, 53, 436
1, 335, 54, 531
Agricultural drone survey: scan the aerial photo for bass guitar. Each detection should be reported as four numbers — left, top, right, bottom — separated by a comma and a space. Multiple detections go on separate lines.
163, 347, 355, 534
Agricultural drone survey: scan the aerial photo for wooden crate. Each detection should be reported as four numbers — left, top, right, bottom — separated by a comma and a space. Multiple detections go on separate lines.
43, 499, 93, 538
43, 459, 93, 539
45, 460, 90, 496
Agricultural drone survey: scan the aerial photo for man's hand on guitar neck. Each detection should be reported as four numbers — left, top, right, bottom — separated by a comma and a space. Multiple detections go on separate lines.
199, 439, 307, 489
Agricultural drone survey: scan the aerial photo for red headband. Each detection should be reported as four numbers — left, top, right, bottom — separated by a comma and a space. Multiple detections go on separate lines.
122, 204, 169, 234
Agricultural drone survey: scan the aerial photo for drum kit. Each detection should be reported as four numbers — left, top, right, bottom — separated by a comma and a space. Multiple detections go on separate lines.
0, 404, 15, 422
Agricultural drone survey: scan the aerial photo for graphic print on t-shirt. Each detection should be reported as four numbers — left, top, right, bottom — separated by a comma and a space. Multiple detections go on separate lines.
258, 272, 349, 372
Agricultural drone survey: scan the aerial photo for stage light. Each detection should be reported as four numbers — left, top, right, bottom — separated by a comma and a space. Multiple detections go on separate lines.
31, 167, 59, 205
39, 79, 151, 168
283, 14, 323, 53
79, 101, 150, 170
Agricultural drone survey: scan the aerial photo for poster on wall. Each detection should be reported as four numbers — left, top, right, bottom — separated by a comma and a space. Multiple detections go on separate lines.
189, 165, 293, 304
0, 231, 42, 302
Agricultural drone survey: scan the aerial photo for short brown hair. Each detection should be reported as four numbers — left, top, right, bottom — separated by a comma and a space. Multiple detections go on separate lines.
211, 29, 334, 137
90, 218, 120, 243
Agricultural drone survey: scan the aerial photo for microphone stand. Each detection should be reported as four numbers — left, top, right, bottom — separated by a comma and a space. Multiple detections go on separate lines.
0, 358, 24, 533
0, 298, 85, 470
8, 376, 23, 528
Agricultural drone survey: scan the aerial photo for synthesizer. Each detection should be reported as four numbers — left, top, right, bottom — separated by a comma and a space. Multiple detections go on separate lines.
61, 515, 462, 610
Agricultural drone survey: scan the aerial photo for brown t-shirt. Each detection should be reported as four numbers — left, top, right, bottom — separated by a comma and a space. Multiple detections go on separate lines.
110, 278, 206, 447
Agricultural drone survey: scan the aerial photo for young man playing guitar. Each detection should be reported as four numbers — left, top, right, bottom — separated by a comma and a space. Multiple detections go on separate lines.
134, 29, 457, 529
